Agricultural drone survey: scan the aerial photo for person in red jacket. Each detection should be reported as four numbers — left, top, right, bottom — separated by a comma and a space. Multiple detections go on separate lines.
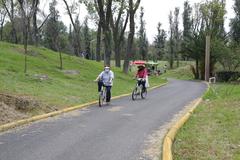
135, 65, 148, 91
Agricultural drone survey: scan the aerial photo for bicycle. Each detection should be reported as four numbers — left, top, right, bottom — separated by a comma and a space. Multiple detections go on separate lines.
132, 78, 147, 100
99, 85, 106, 107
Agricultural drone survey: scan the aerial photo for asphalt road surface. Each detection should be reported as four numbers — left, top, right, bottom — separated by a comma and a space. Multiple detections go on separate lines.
0, 79, 206, 160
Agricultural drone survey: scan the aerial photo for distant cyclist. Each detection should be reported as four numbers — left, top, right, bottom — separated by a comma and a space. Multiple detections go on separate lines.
95, 66, 114, 104
135, 65, 148, 92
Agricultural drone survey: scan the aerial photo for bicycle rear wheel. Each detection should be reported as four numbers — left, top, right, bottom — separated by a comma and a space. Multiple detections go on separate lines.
141, 88, 147, 99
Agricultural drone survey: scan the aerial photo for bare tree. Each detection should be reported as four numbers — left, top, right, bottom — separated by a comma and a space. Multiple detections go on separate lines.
62, 0, 82, 57
18, 0, 37, 73
110, 0, 129, 68
0, 5, 7, 40
95, 0, 113, 66
123, 0, 141, 74
33, 10, 51, 46
1, 0, 18, 43
31, 0, 51, 46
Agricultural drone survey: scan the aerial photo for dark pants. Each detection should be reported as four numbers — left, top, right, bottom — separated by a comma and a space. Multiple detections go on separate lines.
98, 81, 112, 102
138, 80, 146, 91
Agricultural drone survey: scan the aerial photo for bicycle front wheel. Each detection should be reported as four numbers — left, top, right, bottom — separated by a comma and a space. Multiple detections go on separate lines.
99, 92, 104, 107
132, 88, 138, 100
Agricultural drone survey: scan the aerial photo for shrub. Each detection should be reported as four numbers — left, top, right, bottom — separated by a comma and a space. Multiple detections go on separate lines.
216, 71, 240, 82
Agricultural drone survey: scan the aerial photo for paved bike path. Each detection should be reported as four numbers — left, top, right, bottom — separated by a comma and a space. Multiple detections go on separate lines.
0, 79, 206, 160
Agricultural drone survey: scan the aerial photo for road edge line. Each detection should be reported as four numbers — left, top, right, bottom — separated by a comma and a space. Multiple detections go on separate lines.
0, 82, 168, 133
162, 81, 210, 160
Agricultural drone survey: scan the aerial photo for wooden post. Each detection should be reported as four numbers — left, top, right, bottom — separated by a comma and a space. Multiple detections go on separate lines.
205, 35, 210, 81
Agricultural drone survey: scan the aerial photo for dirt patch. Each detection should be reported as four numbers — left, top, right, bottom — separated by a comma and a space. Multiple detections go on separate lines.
13, 48, 41, 57
63, 70, 80, 75
0, 93, 62, 126
0, 93, 42, 125
33, 74, 49, 81
0, 93, 40, 111
0, 102, 28, 125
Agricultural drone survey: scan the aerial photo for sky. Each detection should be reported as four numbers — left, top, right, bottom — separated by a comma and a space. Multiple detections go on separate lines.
140, 0, 235, 43
41, 0, 235, 43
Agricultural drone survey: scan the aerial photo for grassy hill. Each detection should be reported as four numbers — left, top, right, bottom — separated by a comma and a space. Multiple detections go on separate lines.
0, 42, 166, 124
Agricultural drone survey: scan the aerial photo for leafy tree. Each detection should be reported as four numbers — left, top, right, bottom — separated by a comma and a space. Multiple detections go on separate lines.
138, 7, 148, 60
230, 0, 240, 44
83, 17, 91, 59
168, 11, 174, 69
173, 7, 181, 67
182, 0, 192, 60
154, 23, 166, 60
43, 0, 60, 51
200, 0, 226, 78
225, 0, 240, 71
43, 0, 67, 69
182, 1, 227, 79
84, 0, 102, 62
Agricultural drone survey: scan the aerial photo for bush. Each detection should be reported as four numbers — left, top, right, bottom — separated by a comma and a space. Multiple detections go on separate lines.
216, 71, 240, 82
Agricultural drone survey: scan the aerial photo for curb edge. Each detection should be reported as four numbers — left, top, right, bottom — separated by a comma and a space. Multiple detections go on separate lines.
162, 81, 210, 160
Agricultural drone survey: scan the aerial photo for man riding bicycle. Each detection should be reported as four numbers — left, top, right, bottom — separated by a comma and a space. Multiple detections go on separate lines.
135, 65, 148, 92
95, 66, 114, 104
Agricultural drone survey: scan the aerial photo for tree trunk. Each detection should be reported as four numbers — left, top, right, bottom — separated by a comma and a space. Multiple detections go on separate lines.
0, 13, 6, 41
32, 0, 39, 46
177, 54, 179, 67
123, 24, 134, 73
96, 22, 102, 62
72, 31, 81, 57
59, 51, 63, 70
33, 10, 38, 46
123, 0, 140, 74
10, 0, 17, 44
103, 30, 112, 66
115, 44, 121, 67
0, 28, 2, 40
0, 26, 3, 41
170, 43, 174, 69
23, 20, 28, 74
195, 58, 199, 79
11, 22, 18, 44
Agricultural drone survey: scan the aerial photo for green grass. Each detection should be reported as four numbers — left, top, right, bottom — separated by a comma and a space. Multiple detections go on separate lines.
162, 65, 195, 80
173, 83, 240, 160
0, 42, 166, 116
